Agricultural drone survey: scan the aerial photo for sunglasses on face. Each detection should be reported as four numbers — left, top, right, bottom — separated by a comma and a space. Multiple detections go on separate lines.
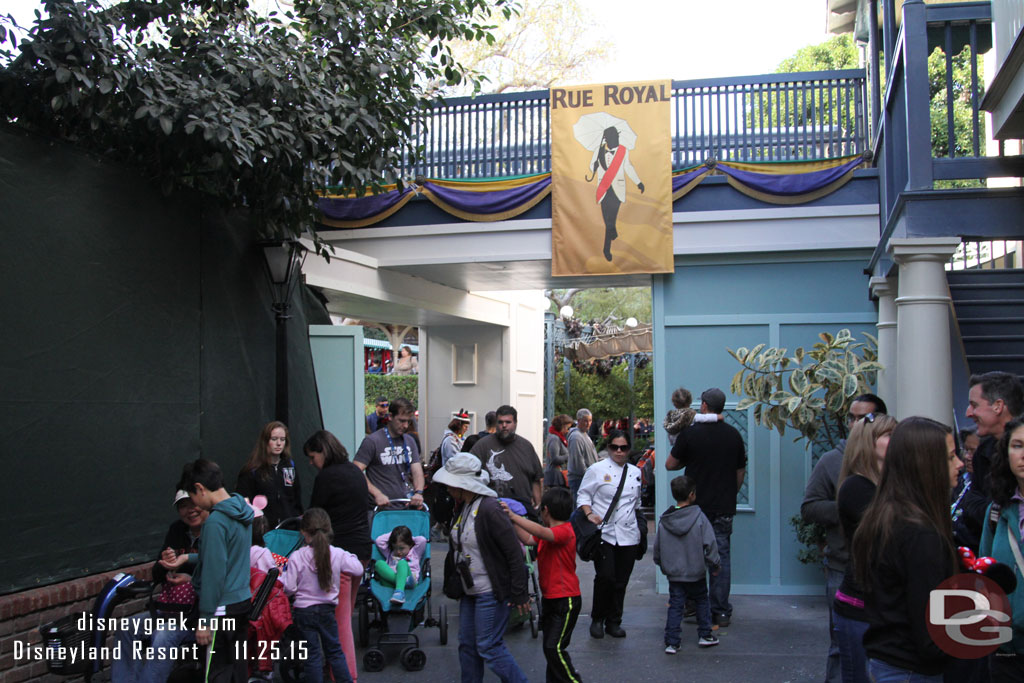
608, 443, 630, 452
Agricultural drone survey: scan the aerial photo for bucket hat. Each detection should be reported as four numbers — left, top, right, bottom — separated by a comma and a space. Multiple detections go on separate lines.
433, 453, 495, 497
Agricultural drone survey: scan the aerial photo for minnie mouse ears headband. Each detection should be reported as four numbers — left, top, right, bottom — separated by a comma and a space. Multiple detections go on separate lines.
246, 495, 268, 518
454, 409, 471, 422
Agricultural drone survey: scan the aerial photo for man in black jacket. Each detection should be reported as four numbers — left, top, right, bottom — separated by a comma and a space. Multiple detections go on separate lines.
665, 388, 746, 627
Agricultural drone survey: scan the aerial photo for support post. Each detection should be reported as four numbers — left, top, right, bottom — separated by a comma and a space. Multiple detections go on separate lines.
275, 304, 289, 425
544, 312, 555, 424
869, 276, 898, 411
891, 238, 961, 424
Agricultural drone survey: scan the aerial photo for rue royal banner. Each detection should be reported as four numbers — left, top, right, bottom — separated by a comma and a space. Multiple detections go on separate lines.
551, 80, 673, 277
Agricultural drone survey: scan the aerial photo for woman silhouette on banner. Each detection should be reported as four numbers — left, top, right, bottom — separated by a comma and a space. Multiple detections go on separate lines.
585, 125, 645, 261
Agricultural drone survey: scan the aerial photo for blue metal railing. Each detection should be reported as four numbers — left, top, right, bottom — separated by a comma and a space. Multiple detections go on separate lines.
405, 70, 869, 179
867, 0, 1024, 275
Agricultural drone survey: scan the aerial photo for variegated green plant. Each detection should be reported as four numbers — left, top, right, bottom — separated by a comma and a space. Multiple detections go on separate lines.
727, 329, 882, 451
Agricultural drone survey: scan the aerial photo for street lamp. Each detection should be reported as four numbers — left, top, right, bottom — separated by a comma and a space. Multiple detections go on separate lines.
625, 316, 638, 328
559, 305, 574, 319
260, 238, 307, 426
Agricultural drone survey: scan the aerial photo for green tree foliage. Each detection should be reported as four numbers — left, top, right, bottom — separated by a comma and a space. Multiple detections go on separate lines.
741, 34, 861, 160
548, 287, 652, 325
554, 362, 652, 425
0, 0, 510, 249
928, 44, 985, 189
364, 374, 418, 412
776, 34, 859, 73
728, 329, 881, 451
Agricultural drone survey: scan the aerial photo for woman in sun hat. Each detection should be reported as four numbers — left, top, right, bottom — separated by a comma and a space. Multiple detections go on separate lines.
434, 453, 529, 683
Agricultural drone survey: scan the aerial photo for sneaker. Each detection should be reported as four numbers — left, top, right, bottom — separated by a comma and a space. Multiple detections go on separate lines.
698, 635, 720, 647
712, 612, 730, 627
664, 644, 678, 655
390, 589, 406, 605
589, 620, 605, 639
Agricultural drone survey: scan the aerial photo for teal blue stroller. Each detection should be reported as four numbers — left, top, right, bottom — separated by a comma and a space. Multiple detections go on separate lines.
358, 500, 447, 672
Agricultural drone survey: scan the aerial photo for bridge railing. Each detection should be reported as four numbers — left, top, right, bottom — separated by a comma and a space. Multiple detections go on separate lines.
405, 70, 869, 179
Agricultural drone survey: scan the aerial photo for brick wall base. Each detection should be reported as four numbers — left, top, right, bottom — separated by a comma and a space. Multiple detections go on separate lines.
1, 564, 153, 683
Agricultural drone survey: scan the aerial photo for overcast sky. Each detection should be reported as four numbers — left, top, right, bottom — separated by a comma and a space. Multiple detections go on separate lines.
4, 0, 835, 82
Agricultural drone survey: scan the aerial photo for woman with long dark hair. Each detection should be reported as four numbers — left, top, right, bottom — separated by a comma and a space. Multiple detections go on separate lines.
237, 421, 303, 528
833, 413, 897, 683
979, 417, 1024, 681
305, 430, 371, 683
851, 416, 961, 682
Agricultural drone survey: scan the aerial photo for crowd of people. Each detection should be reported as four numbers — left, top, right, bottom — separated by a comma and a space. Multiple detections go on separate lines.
111, 371, 1024, 683
802, 371, 1024, 683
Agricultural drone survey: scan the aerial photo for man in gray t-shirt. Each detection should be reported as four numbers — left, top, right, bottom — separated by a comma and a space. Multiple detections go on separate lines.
469, 405, 542, 508
354, 398, 425, 508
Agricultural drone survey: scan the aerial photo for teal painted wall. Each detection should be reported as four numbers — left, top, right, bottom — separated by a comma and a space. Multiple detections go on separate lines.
309, 326, 366, 460
652, 252, 877, 595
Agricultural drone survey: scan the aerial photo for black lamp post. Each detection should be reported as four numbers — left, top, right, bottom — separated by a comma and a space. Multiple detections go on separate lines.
260, 239, 307, 426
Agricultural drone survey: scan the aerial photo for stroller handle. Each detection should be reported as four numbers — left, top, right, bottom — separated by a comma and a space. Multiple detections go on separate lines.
374, 498, 430, 513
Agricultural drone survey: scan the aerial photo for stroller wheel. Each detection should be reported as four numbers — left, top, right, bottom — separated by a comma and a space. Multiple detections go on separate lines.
439, 604, 448, 645
357, 600, 370, 648
529, 607, 538, 639
400, 646, 426, 672
363, 648, 385, 673
277, 659, 302, 683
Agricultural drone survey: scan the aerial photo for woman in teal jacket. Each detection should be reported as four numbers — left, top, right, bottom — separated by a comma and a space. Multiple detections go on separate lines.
979, 416, 1024, 682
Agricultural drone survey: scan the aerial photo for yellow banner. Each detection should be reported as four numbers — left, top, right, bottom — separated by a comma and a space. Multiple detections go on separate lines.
551, 80, 673, 276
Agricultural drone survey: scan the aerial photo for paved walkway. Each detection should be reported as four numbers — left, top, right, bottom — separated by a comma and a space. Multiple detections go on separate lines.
363, 539, 831, 682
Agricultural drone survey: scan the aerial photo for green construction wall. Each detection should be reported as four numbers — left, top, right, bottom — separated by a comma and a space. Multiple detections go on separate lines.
0, 129, 325, 594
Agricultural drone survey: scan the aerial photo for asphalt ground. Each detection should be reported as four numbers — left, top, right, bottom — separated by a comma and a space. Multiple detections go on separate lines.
362, 537, 832, 683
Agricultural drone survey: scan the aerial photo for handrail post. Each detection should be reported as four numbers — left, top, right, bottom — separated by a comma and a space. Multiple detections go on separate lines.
869, 0, 881, 138
902, 0, 933, 191
883, 0, 897, 73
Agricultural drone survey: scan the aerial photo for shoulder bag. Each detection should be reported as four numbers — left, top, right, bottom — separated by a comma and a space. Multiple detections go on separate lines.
571, 466, 629, 562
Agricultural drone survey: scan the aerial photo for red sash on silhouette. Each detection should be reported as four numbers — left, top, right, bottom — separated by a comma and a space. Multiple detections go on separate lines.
595, 146, 625, 203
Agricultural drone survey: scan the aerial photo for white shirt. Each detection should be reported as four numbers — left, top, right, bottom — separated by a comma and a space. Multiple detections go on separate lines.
576, 459, 642, 546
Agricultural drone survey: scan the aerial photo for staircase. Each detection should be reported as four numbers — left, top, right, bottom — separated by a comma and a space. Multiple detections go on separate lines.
947, 269, 1024, 377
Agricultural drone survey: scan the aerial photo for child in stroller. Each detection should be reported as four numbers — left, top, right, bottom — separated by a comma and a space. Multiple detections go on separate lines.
359, 501, 447, 672
373, 525, 427, 607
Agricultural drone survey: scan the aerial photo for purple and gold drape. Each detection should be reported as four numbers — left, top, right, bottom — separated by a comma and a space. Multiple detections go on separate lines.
317, 154, 868, 230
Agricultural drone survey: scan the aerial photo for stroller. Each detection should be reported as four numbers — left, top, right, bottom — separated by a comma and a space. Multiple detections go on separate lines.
499, 498, 540, 639
358, 499, 447, 672
39, 568, 282, 683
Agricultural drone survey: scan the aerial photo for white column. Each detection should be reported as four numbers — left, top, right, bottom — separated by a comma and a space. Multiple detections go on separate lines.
891, 238, 961, 424
869, 276, 898, 410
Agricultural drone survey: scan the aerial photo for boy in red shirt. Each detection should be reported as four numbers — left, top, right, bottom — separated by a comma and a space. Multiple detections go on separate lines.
502, 488, 582, 683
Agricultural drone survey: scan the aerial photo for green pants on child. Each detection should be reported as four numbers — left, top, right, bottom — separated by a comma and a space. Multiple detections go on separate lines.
375, 559, 416, 589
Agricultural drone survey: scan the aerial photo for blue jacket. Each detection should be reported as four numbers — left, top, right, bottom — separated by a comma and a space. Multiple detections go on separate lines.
191, 493, 254, 619
979, 501, 1024, 655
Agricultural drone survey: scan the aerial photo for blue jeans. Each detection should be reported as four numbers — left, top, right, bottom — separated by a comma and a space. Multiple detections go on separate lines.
826, 563, 844, 683
835, 612, 870, 683
458, 592, 528, 683
868, 658, 942, 683
111, 613, 195, 683
709, 515, 733, 617
293, 603, 353, 683
568, 475, 583, 506
665, 579, 712, 646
